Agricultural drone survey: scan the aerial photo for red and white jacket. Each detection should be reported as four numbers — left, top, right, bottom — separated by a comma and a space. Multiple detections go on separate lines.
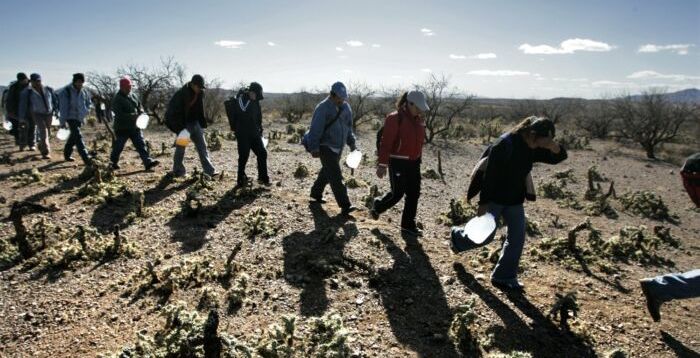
378, 107, 426, 167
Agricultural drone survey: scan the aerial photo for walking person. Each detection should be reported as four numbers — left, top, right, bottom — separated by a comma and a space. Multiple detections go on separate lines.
227, 82, 269, 187
18, 73, 57, 158
473, 116, 567, 291
57, 73, 93, 165
306, 82, 358, 216
109, 77, 159, 171
4, 73, 29, 148
370, 91, 429, 237
166, 74, 217, 177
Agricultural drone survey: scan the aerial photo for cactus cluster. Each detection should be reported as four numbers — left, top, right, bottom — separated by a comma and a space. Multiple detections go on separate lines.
242, 208, 278, 239
438, 199, 477, 226
293, 163, 309, 179
619, 191, 678, 223
449, 296, 480, 355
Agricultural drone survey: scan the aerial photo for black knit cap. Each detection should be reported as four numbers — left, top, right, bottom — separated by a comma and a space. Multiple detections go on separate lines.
531, 117, 556, 138
249, 82, 263, 100
17, 72, 28, 81
73, 73, 85, 83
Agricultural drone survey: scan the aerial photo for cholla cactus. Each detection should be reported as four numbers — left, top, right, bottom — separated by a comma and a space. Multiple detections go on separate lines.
619, 191, 678, 223
345, 178, 365, 189
293, 163, 309, 179
198, 286, 220, 310
422, 169, 441, 180
362, 185, 381, 209
304, 313, 350, 357
243, 208, 278, 239
548, 291, 579, 330
257, 315, 297, 358
449, 296, 480, 355
208, 129, 223, 151
438, 199, 477, 226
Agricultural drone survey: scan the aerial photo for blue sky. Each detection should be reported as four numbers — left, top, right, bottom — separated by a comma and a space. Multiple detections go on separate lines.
1, 0, 698, 98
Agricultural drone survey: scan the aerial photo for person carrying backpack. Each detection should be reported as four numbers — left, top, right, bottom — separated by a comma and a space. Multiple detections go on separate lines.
109, 77, 159, 171
305, 82, 358, 216
370, 91, 429, 237
19, 73, 58, 158
57, 73, 93, 165
226, 82, 269, 187
166, 74, 217, 177
469, 116, 567, 291
4, 73, 29, 147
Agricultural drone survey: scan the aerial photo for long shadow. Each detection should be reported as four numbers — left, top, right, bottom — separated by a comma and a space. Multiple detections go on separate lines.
282, 203, 356, 317
369, 229, 460, 358
166, 184, 265, 253
0, 160, 72, 182
90, 174, 196, 233
572, 251, 631, 294
661, 331, 700, 358
453, 263, 596, 357
22, 170, 93, 204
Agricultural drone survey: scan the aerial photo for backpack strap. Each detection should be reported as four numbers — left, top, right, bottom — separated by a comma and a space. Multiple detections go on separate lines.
322, 106, 343, 133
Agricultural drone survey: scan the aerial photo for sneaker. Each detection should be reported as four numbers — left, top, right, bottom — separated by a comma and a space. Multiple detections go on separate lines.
309, 195, 327, 204
640, 279, 661, 322
491, 278, 525, 292
28, 146, 36, 151
258, 178, 271, 186
110, 162, 121, 170
145, 160, 160, 171
64, 156, 76, 162
401, 226, 423, 237
341, 206, 359, 216
19, 146, 25, 151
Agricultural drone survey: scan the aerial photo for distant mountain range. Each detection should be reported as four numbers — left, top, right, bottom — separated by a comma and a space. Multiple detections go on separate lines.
629, 88, 700, 104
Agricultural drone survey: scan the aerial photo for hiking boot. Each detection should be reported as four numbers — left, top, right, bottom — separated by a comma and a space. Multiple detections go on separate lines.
258, 178, 271, 186
341, 206, 359, 216
64, 156, 76, 162
401, 226, 423, 237
19, 146, 25, 151
28, 146, 36, 151
640, 279, 661, 322
110, 162, 121, 170
145, 160, 160, 171
491, 278, 525, 292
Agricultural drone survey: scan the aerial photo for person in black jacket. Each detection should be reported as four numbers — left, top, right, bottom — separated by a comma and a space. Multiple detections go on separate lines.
170, 74, 217, 177
477, 116, 567, 291
228, 82, 269, 187
5, 73, 29, 148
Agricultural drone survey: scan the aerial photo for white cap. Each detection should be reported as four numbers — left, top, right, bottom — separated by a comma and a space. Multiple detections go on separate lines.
407, 90, 430, 112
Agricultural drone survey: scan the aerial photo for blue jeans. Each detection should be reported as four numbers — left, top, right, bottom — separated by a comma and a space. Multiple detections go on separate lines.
643, 269, 700, 303
110, 128, 153, 167
64, 119, 90, 163
173, 121, 216, 176
487, 203, 526, 281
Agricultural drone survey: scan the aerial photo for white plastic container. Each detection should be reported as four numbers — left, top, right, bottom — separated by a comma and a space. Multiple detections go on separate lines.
56, 128, 71, 141
175, 129, 191, 147
51, 115, 60, 126
463, 213, 497, 244
262, 136, 269, 148
345, 150, 363, 169
136, 114, 149, 129
3, 120, 12, 131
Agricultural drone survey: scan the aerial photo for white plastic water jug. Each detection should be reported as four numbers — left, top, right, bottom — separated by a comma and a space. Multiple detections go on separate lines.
3, 120, 12, 131
136, 114, 149, 129
262, 136, 269, 148
175, 129, 191, 147
56, 128, 71, 141
463, 213, 497, 244
345, 150, 362, 169
51, 115, 59, 126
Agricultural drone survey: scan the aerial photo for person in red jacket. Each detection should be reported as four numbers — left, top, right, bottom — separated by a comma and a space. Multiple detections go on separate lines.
371, 90, 429, 236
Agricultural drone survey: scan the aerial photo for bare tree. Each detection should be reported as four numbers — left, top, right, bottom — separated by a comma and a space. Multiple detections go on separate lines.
578, 99, 614, 139
417, 74, 474, 143
203, 78, 226, 124
614, 89, 699, 159
279, 89, 324, 123
347, 82, 377, 129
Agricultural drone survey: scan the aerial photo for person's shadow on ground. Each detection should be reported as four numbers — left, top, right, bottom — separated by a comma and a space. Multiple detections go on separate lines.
282, 203, 357, 317
369, 229, 460, 358
453, 262, 597, 357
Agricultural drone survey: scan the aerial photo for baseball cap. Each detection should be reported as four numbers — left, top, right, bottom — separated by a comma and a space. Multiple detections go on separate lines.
331, 81, 348, 100
30, 73, 42, 82
407, 90, 430, 112
119, 77, 132, 89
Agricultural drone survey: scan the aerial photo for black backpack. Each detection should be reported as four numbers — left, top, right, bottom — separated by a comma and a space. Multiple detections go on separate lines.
164, 91, 185, 134
224, 97, 237, 131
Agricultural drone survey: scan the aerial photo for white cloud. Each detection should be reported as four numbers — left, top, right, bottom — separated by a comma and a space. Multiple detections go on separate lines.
552, 77, 589, 82
591, 80, 634, 88
371, 44, 381, 48
470, 53, 497, 59
267, 41, 276, 47
467, 70, 531, 76
335, 47, 344, 52
421, 68, 432, 73
638, 44, 693, 55
519, 38, 613, 54
214, 40, 246, 49
449, 54, 467, 60
627, 70, 700, 81
346, 40, 363, 47
421, 28, 435, 36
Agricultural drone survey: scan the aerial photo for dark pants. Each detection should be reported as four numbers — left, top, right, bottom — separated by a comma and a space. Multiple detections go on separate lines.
110, 128, 153, 167
310, 146, 351, 209
374, 158, 421, 228
64, 119, 90, 163
236, 133, 269, 184
7, 115, 20, 145
18, 116, 36, 148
